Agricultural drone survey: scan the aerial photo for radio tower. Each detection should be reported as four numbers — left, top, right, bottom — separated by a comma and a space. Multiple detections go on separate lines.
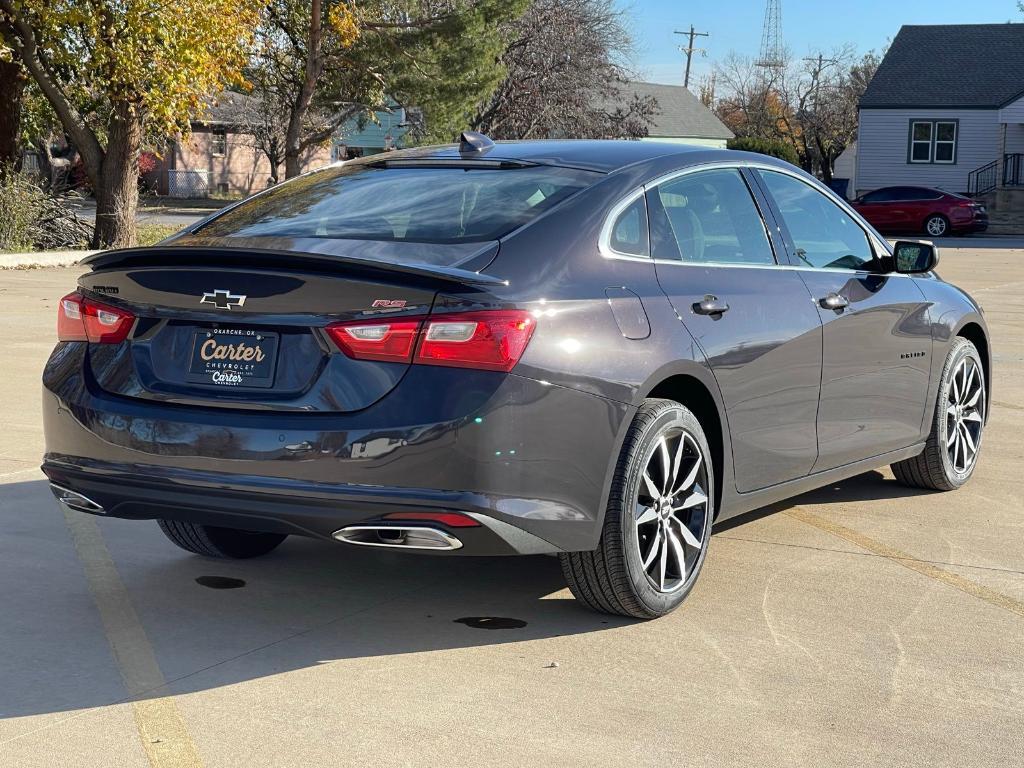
755, 0, 784, 84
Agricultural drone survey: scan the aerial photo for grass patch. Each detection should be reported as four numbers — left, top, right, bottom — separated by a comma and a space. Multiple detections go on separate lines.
136, 224, 182, 246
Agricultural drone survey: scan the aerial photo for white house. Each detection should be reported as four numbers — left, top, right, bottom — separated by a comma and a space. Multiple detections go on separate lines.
855, 23, 1024, 198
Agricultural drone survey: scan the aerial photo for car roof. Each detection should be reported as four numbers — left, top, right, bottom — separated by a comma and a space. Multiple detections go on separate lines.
375, 139, 717, 173
876, 185, 940, 192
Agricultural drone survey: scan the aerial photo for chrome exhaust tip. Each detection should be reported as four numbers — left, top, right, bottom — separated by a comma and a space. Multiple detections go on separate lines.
332, 525, 463, 551
49, 483, 105, 514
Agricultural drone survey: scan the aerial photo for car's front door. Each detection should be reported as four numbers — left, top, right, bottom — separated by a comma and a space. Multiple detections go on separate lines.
647, 167, 823, 492
753, 169, 933, 472
856, 189, 897, 231
890, 187, 929, 232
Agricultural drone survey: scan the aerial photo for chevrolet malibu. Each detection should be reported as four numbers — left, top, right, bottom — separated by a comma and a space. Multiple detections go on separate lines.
42, 135, 991, 618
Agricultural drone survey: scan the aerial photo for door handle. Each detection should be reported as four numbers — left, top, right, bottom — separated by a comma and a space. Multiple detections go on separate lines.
819, 292, 850, 310
693, 295, 730, 316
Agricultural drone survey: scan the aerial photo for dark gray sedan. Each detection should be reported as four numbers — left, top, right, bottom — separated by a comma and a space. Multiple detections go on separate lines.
42, 135, 990, 618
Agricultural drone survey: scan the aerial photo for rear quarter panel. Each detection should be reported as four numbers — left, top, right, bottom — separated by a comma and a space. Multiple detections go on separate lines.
478, 169, 736, 528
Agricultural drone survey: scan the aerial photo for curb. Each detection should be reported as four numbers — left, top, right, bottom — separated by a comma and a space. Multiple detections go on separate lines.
0, 250, 100, 270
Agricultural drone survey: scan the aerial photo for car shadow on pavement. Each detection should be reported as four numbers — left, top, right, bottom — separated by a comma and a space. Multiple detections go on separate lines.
2, 469, 934, 720
0, 478, 633, 721
713, 469, 930, 534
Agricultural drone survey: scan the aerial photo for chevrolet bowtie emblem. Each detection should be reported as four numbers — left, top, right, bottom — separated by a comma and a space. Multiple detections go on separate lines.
200, 289, 246, 310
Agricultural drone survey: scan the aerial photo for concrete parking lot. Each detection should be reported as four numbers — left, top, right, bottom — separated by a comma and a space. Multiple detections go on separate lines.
1, 241, 1022, 767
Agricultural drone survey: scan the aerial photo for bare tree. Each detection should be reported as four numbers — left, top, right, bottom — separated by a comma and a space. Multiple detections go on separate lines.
232, 91, 295, 186
714, 47, 883, 182
713, 51, 792, 141
470, 0, 655, 140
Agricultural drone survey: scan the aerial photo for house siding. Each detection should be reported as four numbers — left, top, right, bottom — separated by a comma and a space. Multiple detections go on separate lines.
998, 94, 1024, 123
1006, 124, 1024, 154
1000, 96, 1024, 155
855, 108, 1000, 195
641, 136, 728, 149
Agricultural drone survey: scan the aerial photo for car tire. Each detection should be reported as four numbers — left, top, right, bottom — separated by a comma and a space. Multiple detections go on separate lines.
891, 337, 986, 491
157, 520, 288, 558
559, 399, 714, 619
924, 214, 949, 237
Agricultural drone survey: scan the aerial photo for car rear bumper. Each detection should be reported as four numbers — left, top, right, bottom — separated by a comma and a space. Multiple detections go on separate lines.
42, 348, 633, 554
42, 462, 564, 555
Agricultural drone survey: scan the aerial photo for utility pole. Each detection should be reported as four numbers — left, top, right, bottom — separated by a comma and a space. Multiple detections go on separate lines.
802, 54, 840, 110
674, 25, 709, 89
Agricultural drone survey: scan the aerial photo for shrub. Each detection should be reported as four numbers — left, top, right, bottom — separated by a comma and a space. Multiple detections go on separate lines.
727, 137, 800, 166
0, 171, 47, 252
0, 170, 93, 252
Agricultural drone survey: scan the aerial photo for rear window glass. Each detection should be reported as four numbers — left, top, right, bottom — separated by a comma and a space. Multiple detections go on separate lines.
196, 163, 601, 245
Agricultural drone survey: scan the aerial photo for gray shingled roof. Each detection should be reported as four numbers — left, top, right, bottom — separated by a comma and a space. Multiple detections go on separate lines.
621, 81, 733, 139
860, 24, 1024, 109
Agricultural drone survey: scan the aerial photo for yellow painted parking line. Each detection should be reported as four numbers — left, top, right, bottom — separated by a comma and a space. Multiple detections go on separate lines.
62, 508, 203, 768
786, 506, 1024, 620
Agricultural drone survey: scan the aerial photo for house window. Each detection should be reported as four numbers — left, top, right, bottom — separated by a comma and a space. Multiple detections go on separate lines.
211, 129, 227, 157
908, 120, 957, 165
934, 122, 957, 163
910, 122, 932, 163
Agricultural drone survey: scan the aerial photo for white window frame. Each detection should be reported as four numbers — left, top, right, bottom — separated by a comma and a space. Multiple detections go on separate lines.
933, 121, 958, 164
909, 121, 933, 164
908, 120, 958, 165
211, 129, 227, 158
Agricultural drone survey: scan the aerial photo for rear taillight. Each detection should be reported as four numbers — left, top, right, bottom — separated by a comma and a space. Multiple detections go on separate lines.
57, 292, 135, 343
325, 319, 421, 363
326, 309, 536, 372
416, 311, 535, 372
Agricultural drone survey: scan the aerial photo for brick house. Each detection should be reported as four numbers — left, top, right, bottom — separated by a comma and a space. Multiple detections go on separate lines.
157, 92, 411, 198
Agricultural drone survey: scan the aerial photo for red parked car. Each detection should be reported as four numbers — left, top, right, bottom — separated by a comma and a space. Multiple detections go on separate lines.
851, 186, 988, 237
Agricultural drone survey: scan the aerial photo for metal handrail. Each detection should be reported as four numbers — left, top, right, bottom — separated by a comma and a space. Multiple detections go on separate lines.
968, 159, 1000, 196
968, 153, 1024, 196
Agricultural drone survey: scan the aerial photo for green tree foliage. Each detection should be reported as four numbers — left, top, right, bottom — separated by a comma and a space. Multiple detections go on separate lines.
249, 0, 525, 177
1, 0, 260, 247
727, 136, 799, 165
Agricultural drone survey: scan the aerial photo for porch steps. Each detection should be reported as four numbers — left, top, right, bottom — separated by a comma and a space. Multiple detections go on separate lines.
978, 188, 1024, 235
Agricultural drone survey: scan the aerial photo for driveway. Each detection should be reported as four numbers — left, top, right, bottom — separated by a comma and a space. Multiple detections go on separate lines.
1, 244, 1022, 767
66, 199, 221, 230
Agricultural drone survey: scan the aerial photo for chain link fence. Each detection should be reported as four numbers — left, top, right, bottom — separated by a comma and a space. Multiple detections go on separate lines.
167, 169, 210, 198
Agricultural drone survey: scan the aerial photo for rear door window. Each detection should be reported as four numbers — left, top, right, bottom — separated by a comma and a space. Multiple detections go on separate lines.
606, 196, 649, 257
196, 162, 601, 256
647, 168, 776, 265
860, 189, 896, 203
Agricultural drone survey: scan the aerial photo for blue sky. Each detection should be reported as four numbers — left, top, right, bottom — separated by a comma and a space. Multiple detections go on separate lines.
622, 0, 1020, 85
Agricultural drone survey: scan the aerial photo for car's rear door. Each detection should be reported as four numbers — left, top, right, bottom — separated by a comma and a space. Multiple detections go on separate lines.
646, 166, 823, 492
752, 169, 933, 472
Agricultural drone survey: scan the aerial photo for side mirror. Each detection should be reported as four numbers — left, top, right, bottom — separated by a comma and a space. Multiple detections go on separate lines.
892, 240, 939, 274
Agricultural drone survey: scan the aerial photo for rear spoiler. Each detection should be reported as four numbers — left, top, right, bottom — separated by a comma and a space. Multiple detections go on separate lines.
83, 245, 509, 288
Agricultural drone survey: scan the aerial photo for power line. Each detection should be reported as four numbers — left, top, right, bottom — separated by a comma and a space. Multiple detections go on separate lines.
674, 25, 710, 89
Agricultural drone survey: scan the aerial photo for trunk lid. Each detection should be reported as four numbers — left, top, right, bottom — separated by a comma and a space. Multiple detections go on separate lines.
78, 245, 500, 412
